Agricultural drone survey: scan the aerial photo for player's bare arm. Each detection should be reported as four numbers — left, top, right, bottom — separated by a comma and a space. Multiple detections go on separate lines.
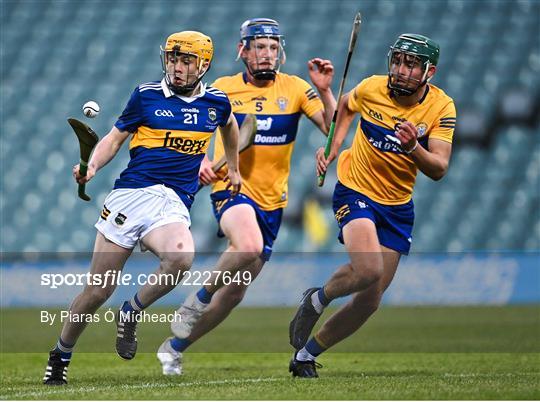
73, 127, 131, 184
308, 58, 336, 133
395, 121, 451, 180
315, 91, 356, 176
219, 112, 242, 195
198, 154, 218, 186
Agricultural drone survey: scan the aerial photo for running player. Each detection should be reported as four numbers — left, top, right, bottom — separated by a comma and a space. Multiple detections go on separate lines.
157, 18, 336, 375
288, 33, 456, 377
43, 31, 241, 385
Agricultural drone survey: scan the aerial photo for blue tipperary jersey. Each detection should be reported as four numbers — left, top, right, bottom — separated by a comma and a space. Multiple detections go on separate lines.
113, 79, 231, 209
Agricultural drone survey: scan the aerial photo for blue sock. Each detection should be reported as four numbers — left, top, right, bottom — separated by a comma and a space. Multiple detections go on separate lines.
305, 336, 327, 358
196, 287, 213, 304
317, 287, 331, 306
121, 300, 135, 314
53, 338, 74, 361
170, 337, 192, 352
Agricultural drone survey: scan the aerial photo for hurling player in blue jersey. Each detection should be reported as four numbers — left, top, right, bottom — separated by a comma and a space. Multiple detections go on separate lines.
43, 31, 241, 385
156, 18, 336, 376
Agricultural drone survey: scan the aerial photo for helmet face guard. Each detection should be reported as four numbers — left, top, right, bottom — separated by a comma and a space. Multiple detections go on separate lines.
161, 31, 213, 95
387, 33, 440, 96
387, 50, 430, 96
237, 18, 286, 81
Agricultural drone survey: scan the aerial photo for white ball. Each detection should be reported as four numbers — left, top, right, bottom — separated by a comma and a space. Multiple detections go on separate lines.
82, 101, 100, 118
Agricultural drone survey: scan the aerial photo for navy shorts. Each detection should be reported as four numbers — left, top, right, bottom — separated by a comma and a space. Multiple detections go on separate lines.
332, 181, 414, 254
210, 191, 283, 261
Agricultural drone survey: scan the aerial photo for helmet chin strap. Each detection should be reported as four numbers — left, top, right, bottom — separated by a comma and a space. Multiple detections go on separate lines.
169, 80, 201, 95
240, 56, 277, 81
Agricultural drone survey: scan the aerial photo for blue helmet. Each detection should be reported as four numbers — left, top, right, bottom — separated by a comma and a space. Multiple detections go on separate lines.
238, 18, 286, 80
240, 18, 282, 48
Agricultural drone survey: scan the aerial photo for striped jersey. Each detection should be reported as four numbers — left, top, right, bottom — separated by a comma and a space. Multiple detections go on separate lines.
113, 79, 231, 209
337, 75, 456, 205
211, 72, 324, 210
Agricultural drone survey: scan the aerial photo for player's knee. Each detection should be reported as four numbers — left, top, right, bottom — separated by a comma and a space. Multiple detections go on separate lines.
349, 262, 383, 290
360, 265, 383, 288
159, 252, 194, 274
352, 289, 382, 315
231, 238, 263, 261
364, 264, 384, 285
84, 286, 113, 306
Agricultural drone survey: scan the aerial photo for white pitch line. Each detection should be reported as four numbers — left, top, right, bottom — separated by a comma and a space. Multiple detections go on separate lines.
2, 377, 282, 399
442, 372, 540, 378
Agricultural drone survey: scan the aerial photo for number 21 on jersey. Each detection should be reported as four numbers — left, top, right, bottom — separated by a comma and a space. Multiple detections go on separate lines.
184, 113, 198, 124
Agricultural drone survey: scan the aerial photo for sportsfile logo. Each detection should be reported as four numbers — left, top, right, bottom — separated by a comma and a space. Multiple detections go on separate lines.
163, 131, 207, 154
39, 269, 252, 290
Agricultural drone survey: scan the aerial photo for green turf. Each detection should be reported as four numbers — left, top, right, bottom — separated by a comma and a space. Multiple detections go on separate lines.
1, 306, 539, 399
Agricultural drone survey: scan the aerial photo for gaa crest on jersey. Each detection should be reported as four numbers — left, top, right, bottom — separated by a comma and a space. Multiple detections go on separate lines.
114, 213, 127, 226
416, 122, 428, 138
208, 108, 217, 121
276, 97, 288, 111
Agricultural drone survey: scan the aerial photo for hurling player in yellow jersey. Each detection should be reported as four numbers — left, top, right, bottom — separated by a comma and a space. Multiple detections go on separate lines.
289, 34, 456, 377
157, 18, 336, 375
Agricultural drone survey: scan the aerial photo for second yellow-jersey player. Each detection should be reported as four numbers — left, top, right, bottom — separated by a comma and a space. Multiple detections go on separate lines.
211, 71, 324, 210
198, 18, 335, 262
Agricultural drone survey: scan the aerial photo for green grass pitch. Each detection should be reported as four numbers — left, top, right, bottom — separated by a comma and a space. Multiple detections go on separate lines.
1, 305, 539, 399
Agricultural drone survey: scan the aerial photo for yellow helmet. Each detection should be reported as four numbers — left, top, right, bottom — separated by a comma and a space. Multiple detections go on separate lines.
160, 31, 214, 94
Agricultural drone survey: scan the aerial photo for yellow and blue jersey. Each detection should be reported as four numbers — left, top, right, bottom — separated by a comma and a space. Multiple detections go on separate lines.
113, 79, 231, 209
337, 75, 456, 205
211, 72, 324, 210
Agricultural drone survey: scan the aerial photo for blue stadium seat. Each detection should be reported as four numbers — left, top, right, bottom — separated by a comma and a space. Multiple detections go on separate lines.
1, 0, 538, 252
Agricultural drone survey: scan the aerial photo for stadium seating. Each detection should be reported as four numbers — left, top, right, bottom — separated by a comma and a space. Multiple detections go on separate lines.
1, 0, 538, 253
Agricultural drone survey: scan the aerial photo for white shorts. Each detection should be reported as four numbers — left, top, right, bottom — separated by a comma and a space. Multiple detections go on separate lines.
95, 185, 191, 249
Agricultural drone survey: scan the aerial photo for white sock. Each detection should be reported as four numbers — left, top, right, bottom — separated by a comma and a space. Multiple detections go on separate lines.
129, 298, 142, 311
296, 347, 316, 362
188, 291, 209, 308
311, 292, 325, 314
56, 340, 73, 354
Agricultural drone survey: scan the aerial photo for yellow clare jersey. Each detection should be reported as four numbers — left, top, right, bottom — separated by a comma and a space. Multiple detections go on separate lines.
337, 75, 456, 205
211, 72, 324, 210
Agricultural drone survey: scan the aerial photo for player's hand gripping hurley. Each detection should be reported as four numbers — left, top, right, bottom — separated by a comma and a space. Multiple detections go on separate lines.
212, 113, 257, 173
68, 118, 99, 201
197, 113, 257, 192
318, 12, 361, 187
